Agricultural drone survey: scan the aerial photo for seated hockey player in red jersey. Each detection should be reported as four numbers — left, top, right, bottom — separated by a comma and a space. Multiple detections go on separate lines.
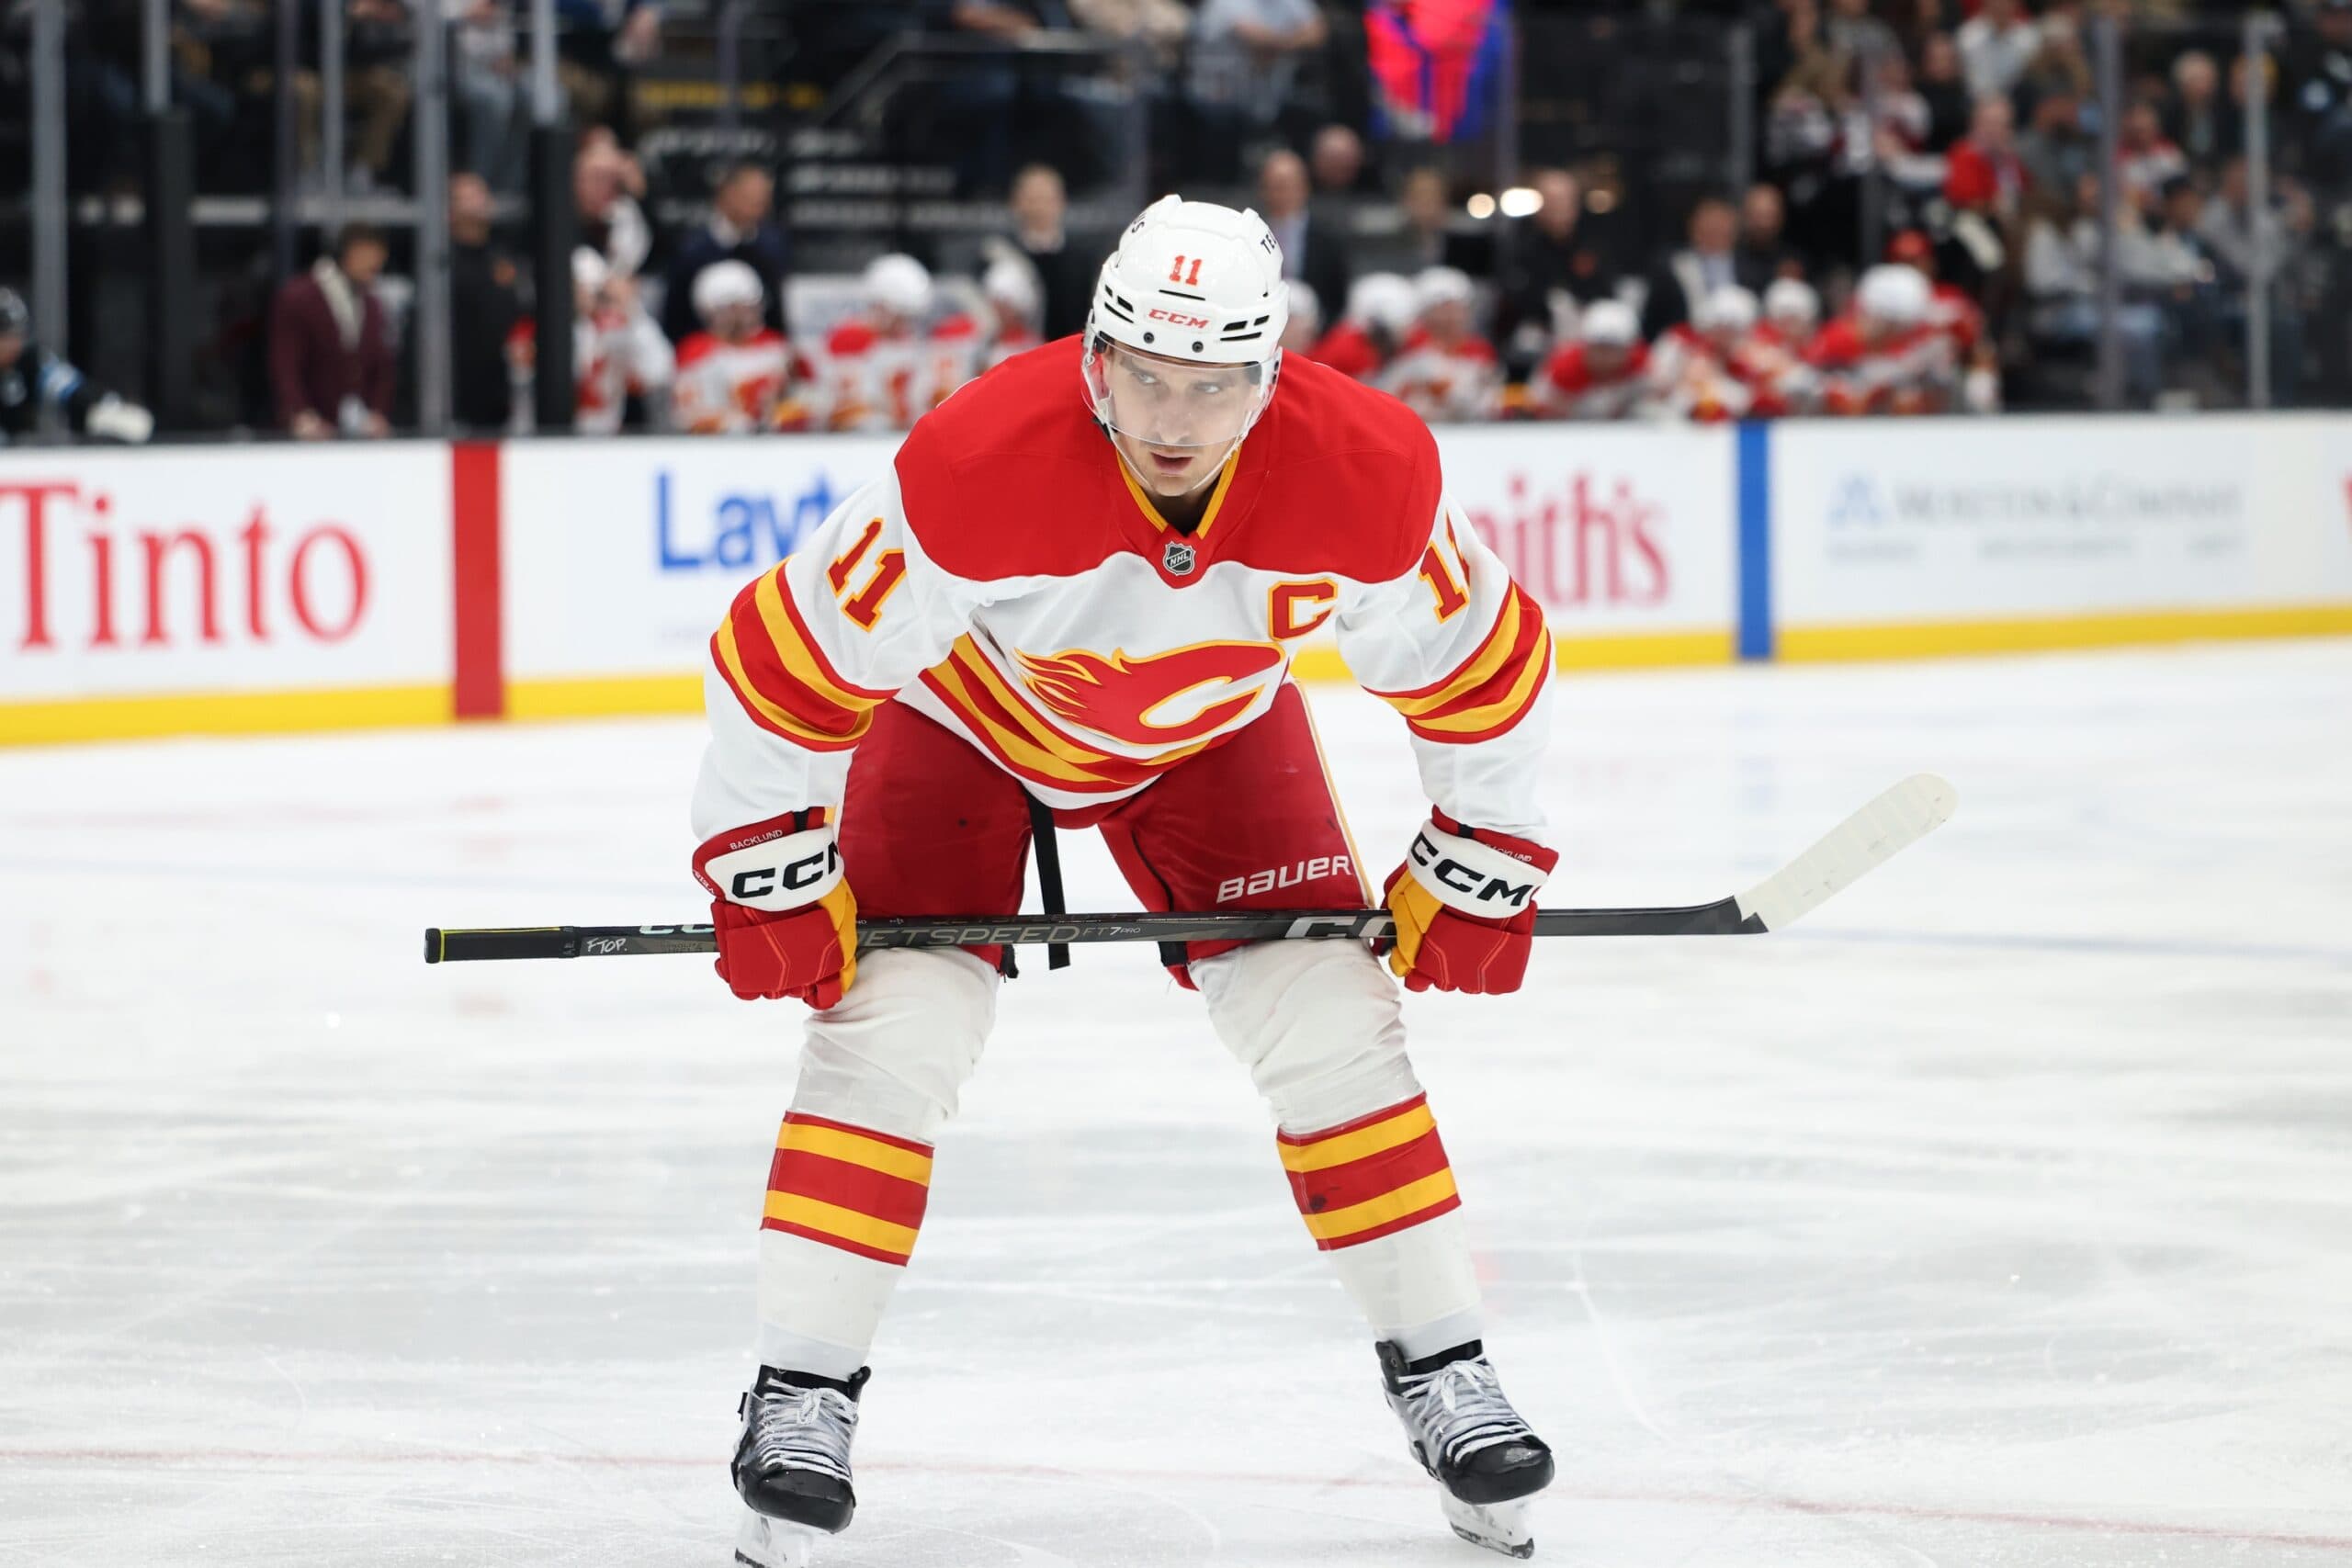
673, 261, 811, 434
1531, 299, 1652, 419
1806, 264, 1962, 416
1746, 277, 1826, 417
818, 254, 982, 433
1307, 270, 1418, 382
977, 257, 1043, 370
1646, 283, 1759, 422
702, 196, 1560, 1568
1883, 230, 2001, 412
503, 246, 675, 434
1383, 265, 1502, 423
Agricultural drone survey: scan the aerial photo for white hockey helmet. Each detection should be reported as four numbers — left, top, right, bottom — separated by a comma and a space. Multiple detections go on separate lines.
571, 245, 612, 296
1284, 278, 1322, 337
1858, 263, 1930, 326
1413, 265, 1476, 314
981, 256, 1042, 322
1082, 194, 1288, 452
1698, 283, 1758, 335
692, 259, 763, 321
1345, 272, 1419, 336
1764, 276, 1820, 331
863, 253, 935, 321
1579, 299, 1640, 346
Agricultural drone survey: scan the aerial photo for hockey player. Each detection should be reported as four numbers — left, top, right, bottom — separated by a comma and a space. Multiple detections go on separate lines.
1807, 264, 1960, 416
1308, 271, 1417, 382
673, 261, 811, 434
1383, 265, 1502, 423
978, 257, 1044, 370
0, 287, 153, 445
818, 254, 982, 433
1884, 231, 2000, 412
700, 197, 1558, 1566
1746, 278, 1825, 418
505, 248, 675, 434
1531, 299, 1651, 420
1646, 284, 1758, 422
1280, 278, 1323, 354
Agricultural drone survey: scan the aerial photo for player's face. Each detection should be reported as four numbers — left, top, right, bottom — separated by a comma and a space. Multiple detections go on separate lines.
0, 333, 19, 368
718, 301, 760, 342
1589, 341, 1627, 376
1102, 344, 1258, 496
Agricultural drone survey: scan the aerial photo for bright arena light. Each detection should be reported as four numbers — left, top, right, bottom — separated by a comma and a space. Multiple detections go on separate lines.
1465, 192, 1497, 220
1498, 186, 1542, 218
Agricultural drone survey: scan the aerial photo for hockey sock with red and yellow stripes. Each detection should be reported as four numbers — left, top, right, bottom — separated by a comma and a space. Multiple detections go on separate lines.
762, 1112, 933, 1266
1278, 1092, 1460, 1250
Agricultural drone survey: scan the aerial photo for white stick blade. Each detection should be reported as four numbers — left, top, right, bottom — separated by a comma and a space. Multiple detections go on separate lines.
1734, 773, 1957, 931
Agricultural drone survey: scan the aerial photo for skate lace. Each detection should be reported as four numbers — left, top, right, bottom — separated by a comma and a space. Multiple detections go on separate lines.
746, 1383, 859, 1483
1404, 1357, 1532, 1468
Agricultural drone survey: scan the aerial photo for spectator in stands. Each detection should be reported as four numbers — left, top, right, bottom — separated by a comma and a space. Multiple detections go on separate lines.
556, 0, 662, 138
1495, 168, 1616, 371
574, 128, 651, 280
2198, 157, 2312, 404
1308, 273, 1417, 384
448, 173, 524, 432
1007, 164, 1093, 342
662, 163, 791, 345
2117, 100, 2188, 215
2166, 51, 2233, 171
509, 247, 674, 434
1531, 299, 1651, 421
1191, 0, 1329, 133
2290, 0, 2352, 192
250, 0, 413, 191
2018, 85, 2094, 198
1384, 167, 1487, 277
1384, 267, 1500, 423
2016, 10, 2092, 120
271, 224, 396, 439
1956, 0, 2039, 106
451, 0, 528, 194
2025, 174, 2165, 403
1311, 125, 1374, 198
1945, 93, 2026, 227
1069, 0, 1190, 69
1917, 32, 1973, 153
1259, 151, 1352, 337
1640, 195, 1740, 341
1735, 183, 1804, 290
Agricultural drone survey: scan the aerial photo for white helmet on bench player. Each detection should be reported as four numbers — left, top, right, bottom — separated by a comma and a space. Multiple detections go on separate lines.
1082, 195, 1287, 459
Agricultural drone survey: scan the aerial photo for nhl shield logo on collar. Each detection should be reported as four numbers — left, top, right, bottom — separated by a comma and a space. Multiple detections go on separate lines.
1162, 539, 1197, 576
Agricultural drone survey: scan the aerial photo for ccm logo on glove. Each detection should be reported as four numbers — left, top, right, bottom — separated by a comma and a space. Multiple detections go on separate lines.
695, 819, 845, 912
1406, 826, 1545, 916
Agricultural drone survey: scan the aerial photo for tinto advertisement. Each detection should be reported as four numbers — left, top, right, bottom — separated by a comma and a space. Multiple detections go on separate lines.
0, 446, 453, 731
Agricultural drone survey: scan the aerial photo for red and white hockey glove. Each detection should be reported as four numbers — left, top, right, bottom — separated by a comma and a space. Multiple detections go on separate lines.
1382, 811, 1558, 995
693, 809, 857, 1008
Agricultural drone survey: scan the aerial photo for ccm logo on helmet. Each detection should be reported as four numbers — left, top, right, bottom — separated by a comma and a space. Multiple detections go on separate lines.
1148, 308, 1212, 328
729, 842, 842, 902
1410, 832, 1540, 908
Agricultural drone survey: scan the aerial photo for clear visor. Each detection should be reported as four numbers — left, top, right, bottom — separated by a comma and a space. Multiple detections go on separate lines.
1084, 339, 1270, 452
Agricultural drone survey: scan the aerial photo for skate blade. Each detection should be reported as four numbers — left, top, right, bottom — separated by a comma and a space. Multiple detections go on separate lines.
734, 1510, 822, 1568
1442, 1493, 1535, 1559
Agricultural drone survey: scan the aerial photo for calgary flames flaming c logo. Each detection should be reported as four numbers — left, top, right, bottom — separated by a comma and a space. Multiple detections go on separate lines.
1015, 641, 1284, 747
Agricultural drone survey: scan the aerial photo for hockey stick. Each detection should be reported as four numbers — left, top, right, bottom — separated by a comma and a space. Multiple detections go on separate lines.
423, 773, 1954, 964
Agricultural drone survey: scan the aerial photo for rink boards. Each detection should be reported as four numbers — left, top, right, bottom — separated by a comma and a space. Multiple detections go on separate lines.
5, 415, 2351, 742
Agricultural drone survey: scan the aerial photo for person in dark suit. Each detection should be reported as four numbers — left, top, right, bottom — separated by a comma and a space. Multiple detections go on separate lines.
1640, 195, 1740, 341
1734, 183, 1805, 291
270, 224, 396, 438
448, 174, 524, 433
1495, 168, 1617, 367
1258, 150, 1351, 334
1007, 164, 1096, 342
662, 163, 792, 345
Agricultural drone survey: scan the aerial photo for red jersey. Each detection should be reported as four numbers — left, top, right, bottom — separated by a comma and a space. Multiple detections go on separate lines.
1532, 340, 1652, 420
1804, 317, 1959, 415
1381, 329, 1501, 423
1307, 321, 1393, 383
673, 329, 813, 434
818, 314, 984, 433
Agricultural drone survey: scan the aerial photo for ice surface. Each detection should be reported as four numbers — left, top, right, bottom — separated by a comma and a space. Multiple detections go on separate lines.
4, 641, 2350, 1566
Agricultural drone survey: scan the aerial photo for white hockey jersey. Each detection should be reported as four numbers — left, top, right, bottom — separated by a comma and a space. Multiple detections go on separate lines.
694, 340, 1555, 843
673, 328, 813, 434
817, 315, 985, 434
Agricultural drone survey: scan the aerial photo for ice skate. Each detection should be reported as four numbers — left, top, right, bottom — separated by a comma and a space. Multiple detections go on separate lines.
730, 1364, 868, 1564
1379, 1339, 1554, 1558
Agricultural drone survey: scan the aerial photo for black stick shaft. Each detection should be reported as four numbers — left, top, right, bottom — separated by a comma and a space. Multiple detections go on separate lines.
423, 899, 1758, 964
